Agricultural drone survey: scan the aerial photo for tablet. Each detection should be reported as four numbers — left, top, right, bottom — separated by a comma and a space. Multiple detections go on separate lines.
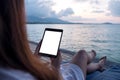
39, 28, 63, 57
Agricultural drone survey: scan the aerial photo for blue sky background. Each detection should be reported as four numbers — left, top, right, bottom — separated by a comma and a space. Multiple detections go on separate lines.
25, 0, 120, 23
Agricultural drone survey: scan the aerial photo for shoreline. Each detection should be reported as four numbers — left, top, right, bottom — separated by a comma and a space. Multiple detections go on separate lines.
29, 41, 120, 68
27, 23, 120, 25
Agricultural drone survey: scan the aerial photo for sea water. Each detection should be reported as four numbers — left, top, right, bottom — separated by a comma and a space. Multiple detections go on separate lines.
27, 24, 120, 63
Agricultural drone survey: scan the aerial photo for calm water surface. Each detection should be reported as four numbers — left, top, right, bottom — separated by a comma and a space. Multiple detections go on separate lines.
27, 24, 120, 63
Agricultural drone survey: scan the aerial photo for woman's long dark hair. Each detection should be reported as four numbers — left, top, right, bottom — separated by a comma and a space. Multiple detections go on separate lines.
0, 0, 59, 80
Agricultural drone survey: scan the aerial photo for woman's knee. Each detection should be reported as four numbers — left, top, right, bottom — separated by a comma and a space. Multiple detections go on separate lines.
77, 50, 88, 59
71, 50, 88, 64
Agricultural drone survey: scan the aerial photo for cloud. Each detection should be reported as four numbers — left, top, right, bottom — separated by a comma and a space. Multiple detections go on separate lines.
61, 16, 96, 23
90, 0, 100, 4
25, 0, 56, 18
92, 10, 104, 13
74, 0, 89, 2
25, 0, 74, 18
58, 8, 74, 17
75, 0, 100, 4
108, 0, 120, 17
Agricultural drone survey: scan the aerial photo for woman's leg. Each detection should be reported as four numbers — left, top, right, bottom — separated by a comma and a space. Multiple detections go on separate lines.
87, 56, 107, 74
71, 50, 88, 78
87, 50, 96, 64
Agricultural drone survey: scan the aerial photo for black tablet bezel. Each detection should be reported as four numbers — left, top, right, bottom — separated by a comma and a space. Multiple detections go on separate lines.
39, 28, 63, 57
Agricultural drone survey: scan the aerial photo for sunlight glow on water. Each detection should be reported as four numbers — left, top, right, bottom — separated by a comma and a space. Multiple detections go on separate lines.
27, 24, 120, 63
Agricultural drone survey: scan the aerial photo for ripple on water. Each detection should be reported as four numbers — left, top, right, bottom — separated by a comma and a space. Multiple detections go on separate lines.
27, 24, 120, 63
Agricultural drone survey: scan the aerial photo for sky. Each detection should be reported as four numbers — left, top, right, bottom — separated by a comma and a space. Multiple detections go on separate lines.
25, 0, 120, 23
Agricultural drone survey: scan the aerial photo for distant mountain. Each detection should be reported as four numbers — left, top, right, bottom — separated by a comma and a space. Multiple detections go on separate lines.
102, 22, 113, 24
26, 16, 72, 24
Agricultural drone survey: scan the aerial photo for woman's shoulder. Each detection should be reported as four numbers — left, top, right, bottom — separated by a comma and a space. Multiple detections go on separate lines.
0, 67, 36, 80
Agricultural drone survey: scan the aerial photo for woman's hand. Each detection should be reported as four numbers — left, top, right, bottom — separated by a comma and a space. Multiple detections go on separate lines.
50, 51, 62, 70
34, 41, 42, 57
34, 41, 62, 70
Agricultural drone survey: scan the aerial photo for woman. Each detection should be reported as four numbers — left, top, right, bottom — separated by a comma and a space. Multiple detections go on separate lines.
0, 0, 106, 80
0, 0, 59, 80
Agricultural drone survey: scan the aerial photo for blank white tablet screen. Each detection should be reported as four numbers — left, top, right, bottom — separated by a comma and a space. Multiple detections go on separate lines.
39, 31, 62, 56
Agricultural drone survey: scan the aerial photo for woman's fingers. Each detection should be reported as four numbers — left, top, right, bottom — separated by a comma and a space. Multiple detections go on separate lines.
50, 51, 62, 69
34, 40, 42, 57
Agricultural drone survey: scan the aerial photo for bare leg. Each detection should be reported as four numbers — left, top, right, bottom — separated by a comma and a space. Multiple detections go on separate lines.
87, 56, 107, 74
87, 50, 96, 64
71, 50, 88, 78
87, 63, 99, 74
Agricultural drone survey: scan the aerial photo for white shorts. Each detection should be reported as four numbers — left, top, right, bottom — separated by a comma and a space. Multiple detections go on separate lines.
60, 63, 85, 80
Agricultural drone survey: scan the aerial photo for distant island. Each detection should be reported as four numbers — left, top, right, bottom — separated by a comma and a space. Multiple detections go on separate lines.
26, 16, 120, 24
26, 16, 72, 24
102, 22, 113, 24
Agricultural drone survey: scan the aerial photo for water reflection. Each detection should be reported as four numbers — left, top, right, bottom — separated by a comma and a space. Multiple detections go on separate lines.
27, 24, 120, 63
